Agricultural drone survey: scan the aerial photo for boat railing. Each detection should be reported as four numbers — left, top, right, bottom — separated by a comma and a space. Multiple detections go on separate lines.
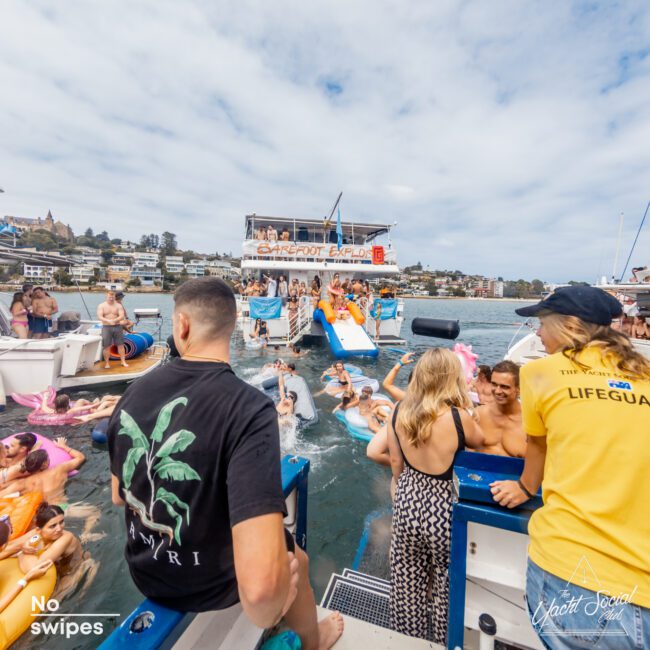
99, 455, 310, 650
289, 297, 312, 345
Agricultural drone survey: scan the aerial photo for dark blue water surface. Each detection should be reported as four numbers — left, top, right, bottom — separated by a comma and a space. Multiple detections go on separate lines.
0, 294, 534, 648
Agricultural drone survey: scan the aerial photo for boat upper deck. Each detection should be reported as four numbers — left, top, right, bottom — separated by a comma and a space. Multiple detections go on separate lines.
242, 214, 399, 274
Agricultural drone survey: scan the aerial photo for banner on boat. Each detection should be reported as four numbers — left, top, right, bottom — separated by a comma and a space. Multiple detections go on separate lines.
249, 297, 283, 320
243, 241, 388, 264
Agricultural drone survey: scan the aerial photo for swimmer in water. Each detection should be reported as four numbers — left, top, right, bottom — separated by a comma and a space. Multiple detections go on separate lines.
276, 374, 297, 419
0, 449, 49, 486
38, 392, 100, 417
332, 388, 359, 414
0, 438, 102, 543
0, 518, 53, 613
16, 503, 98, 600
318, 361, 354, 397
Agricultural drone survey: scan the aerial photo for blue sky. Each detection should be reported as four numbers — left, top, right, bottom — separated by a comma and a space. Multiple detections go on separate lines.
1, 0, 650, 282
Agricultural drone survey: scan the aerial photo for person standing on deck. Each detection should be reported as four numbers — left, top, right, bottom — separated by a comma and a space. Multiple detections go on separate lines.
491, 286, 650, 649
107, 277, 343, 649
30, 287, 58, 339
265, 275, 277, 298
474, 361, 526, 457
97, 291, 128, 369
278, 275, 289, 306
388, 349, 483, 643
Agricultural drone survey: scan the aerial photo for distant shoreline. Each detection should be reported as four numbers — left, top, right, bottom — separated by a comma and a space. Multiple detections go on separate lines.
401, 295, 537, 302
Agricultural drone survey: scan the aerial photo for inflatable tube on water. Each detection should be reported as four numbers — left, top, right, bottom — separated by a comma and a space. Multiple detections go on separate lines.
249, 368, 277, 387
335, 395, 393, 442
11, 387, 56, 411
91, 418, 110, 444
335, 410, 372, 442
346, 302, 365, 325
11, 389, 91, 426
1, 433, 78, 477
0, 492, 43, 540
109, 331, 154, 361
26, 409, 90, 427
0, 557, 56, 649
323, 364, 362, 381
318, 300, 336, 324
283, 375, 318, 424
245, 339, 264, 350
327, 376, 379, 397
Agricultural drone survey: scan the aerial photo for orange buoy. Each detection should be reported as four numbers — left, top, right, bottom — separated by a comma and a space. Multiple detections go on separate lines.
318, 299, 336, 324
346, 301, 365, 324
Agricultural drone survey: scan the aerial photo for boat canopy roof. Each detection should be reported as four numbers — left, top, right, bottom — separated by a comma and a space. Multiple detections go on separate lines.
244, 214, 391, 244
0, 245, 77, 267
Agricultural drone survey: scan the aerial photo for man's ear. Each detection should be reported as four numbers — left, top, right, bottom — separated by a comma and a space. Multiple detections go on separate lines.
176, 311, 191, 340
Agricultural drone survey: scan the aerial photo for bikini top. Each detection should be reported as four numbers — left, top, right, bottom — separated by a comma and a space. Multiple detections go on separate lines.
391, 403, 466, 481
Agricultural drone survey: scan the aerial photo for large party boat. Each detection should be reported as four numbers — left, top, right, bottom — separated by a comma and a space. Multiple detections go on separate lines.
239, 212, 406, 357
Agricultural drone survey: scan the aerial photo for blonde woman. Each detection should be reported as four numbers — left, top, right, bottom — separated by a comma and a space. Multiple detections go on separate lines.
491, 286, 650, 648
388, 348, 483, 643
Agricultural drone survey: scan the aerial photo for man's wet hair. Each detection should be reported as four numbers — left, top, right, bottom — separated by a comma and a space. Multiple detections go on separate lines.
293, 346, 301, 353
24, 449, 49, 473
491, 360, 520, 387
15, 433, 37, 451
287, 363, 296, 372
477, 364, 492, 381
174, 278, 237, 340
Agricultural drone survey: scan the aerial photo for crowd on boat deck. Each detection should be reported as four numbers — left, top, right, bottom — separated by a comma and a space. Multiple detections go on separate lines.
6, 277, 645, 648
9, 284, 59, 339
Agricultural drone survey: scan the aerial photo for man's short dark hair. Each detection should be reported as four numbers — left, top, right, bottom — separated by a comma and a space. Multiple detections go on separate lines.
22, 283, 34, 293
287, 363, 296, 372
174, 277, 236, 340
491, 360, 520, 387
478, 364, 492, 381
15, 432, 37, 451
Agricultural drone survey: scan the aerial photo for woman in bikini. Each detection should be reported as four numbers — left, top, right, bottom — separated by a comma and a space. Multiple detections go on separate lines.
311, 279, 321, 309
0, 518, 53, 613
319, 361, 354, 396
17, 503, 98, 600
327, 273, 343, 304
10, 292, 29, 339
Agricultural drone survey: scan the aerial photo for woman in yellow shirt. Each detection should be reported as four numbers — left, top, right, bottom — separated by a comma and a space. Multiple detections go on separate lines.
492, 286, 650, 649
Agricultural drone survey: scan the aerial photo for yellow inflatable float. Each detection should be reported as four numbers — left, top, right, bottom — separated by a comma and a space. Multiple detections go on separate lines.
0, 558, 56, 649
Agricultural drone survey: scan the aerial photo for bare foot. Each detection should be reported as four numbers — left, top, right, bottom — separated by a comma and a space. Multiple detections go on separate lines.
104, 363, 110, 369
318, 611, 344, 649
121, 362, 129, 368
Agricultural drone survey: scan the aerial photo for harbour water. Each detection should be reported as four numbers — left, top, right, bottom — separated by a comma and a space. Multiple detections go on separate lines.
0, 293, 535, 648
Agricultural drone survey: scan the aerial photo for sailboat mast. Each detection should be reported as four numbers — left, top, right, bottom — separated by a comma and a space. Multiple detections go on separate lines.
612, 212, 624, 281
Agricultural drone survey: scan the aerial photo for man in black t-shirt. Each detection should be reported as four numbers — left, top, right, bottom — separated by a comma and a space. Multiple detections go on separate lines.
108, 277, 342, 648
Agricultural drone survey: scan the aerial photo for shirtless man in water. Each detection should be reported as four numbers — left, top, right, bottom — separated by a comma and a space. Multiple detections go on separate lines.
475, 361, 526, 457
0, 438, 101, 542
1, 432, 38, 468
97, 291, 128, 368
0, 437, 84, 503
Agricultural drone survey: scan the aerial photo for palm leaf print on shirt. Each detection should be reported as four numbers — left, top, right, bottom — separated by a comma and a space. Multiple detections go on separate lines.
118, 397, 198, 546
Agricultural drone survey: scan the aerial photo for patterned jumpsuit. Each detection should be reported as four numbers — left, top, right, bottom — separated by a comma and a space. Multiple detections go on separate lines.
389, 405, 466, 644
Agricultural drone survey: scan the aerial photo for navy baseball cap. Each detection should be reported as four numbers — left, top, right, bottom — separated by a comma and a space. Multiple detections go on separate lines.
515, 286, 623, 325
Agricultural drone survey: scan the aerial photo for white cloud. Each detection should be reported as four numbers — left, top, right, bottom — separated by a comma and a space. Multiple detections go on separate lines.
1, 0, 650, 281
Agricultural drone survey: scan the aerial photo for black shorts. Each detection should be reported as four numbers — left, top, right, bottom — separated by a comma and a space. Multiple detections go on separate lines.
31, 316, 51, 334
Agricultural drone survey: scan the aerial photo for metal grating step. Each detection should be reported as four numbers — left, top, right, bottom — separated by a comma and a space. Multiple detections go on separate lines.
341, 569, 390, 593
321, 573, 391, 630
